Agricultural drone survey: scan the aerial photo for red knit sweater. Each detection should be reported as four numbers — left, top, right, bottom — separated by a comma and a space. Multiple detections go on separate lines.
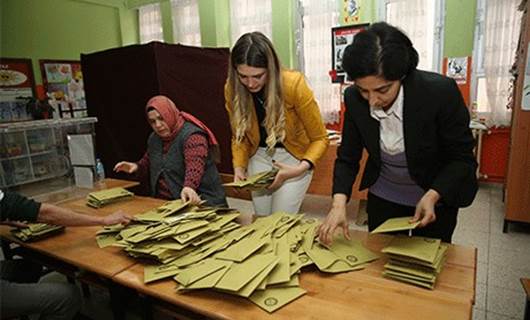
136, 133, 209, 199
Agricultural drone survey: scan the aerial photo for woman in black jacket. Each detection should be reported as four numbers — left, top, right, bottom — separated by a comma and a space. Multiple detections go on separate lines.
318, 22, 478, 244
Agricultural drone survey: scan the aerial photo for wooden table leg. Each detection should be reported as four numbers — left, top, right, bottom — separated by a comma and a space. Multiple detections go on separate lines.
521, 278, 530, 320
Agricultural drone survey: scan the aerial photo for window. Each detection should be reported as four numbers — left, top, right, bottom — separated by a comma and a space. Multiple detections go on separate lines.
471, 0, 487, 113
471, 0, 521, 126
139, 3, 164, 44
378, 0, 444, 72
171, 0, 201, 46
297, 0, 341, 124
230, 0, 272, 44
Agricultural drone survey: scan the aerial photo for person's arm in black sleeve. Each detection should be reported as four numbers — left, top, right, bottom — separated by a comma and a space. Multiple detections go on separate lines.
332, 88, 364, 201
318, 88, 365, 246
1, 191, 132, 226
0, 191, 41, 222
430, 79, 478, 207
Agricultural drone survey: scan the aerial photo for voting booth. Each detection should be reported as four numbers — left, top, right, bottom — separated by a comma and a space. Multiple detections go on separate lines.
81, 42, 231, 195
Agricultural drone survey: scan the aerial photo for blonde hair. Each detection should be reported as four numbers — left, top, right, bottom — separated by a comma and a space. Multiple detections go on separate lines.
228, 32, 285, 151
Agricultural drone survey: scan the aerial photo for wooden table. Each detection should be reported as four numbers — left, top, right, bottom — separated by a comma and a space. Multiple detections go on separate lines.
0, 193, 161, 278
0, 190, 163, 320
113, 230, 476, 320
1, 193, 477, 320
31, 178, 140, 204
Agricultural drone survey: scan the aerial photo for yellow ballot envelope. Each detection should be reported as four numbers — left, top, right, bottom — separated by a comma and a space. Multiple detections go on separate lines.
371, 216, 420, 234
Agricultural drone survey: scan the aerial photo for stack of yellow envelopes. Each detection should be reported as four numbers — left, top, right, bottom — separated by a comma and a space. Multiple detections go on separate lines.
381, 235, 448, 289
171, 213, 311, 313
86, 187, 134, 208
97, 206, 379, 313
11, 223, 65, 242
223, 168, 278, 190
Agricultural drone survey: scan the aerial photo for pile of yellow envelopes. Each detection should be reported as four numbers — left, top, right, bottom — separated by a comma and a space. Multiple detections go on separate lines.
223, 168, 278, 190
86, 187, 134, 208
11, 223, 64, 242
381, 235, 448, 289
97, 202, 379, 313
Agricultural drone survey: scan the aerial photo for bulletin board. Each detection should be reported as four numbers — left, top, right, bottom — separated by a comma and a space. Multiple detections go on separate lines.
40, 59, 87, 118
0, 58, 36, 122
331, 23, 369, 83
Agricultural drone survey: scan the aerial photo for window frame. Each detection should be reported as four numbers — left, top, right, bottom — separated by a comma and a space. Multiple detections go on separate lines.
229, 0, 273, 45
138, 2, 164, 44
471, 0, 486, 112
294, 0, 342, 124
170, 0, 202, 46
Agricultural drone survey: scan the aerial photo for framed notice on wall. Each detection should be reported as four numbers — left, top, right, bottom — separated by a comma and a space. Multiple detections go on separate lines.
331, 23, 369, 83
342, 0, 363, 24
0, 58, 36, 122
40, 59, 87, 118
442, 56, 471, 107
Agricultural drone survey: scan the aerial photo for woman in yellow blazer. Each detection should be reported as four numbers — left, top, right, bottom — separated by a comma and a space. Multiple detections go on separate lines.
225, 31, 329, 216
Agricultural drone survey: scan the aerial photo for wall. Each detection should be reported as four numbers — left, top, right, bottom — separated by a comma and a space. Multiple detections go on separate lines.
1, 0, 479, 77
444, 0, 477, 57
0, 0, 138, 85
338, 0, 477, 61
198, 0, 231, 48
197, 0, 296, 67
339, 0, 376, 25
272, 0, 295, 68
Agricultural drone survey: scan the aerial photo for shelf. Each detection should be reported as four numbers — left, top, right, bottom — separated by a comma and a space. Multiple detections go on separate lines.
3, 170, 69, 188
0, 118, 97, 189
0, 148, 57, 161
1, 150, 57, 161
30, 150, 56, 157
1, 154, 29, 161
0, 117, 97, 133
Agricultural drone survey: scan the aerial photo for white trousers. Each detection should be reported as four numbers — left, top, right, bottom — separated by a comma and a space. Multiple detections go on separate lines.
248, 147, 313, 216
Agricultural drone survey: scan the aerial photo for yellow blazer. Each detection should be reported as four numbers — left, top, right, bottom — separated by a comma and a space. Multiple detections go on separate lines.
225, 69, 329, 169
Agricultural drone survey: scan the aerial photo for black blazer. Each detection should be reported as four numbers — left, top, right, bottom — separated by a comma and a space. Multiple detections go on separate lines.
333, 70, 478, 208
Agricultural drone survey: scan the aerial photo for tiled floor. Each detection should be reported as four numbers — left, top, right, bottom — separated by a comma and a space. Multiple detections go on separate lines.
453, 185, 530, 320
3, 183, 529, 319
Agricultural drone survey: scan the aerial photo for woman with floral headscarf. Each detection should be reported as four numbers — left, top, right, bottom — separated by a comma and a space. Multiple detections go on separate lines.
114, 95, 227, 206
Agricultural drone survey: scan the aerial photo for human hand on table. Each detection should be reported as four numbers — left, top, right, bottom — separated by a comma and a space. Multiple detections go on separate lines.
410, 189, 441, 227
0, 220, 29, 228
267, 160, 310, 191
317, 194, 351, 246
102, 210, 132, 225
233, 167, 247, 182
113, 161, 138, 174
180, 187, 201, 205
